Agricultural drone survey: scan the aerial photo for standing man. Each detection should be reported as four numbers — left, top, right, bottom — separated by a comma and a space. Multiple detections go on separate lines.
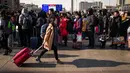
86, 8, 96, 48
101, 9, 109, 34
19, 8, 32, 47
0, 10, 12, 55
110, 11, 122, 48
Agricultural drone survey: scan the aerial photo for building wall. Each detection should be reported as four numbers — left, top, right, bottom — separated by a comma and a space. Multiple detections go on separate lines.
79, 1, 102, 11
119, 0, 125, 5
0, 0, 20, 11
93, 2, 103, 9
79, 2, 91, 11
20, 3, 39, 11
125, 0, 130, 4
117, 0, 130, 11
117, 0, 130, 5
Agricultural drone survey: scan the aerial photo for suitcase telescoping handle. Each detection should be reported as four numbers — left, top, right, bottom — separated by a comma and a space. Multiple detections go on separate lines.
31, 45, 42, 55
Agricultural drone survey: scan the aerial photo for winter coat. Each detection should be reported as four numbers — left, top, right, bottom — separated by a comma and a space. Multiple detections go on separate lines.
40, 23, 48, 39
19, 8, 32, 29
0, 17, 5, 39
102, 15, 109, 33
119, 18, 129, 36
0, 17, 6, 30
73, 18, 82, 33
110, 16, 121, 37
0, 17, 12, 35
86, 15, 95, 32
59, 18, 68, 36
66, 17, 74, 34
43, 23, 54, 51
36, 11, 47, 27
82, 18, 87, 32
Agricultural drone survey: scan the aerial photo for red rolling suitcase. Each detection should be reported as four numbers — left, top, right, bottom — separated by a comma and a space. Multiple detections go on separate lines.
13, 46, 42, 67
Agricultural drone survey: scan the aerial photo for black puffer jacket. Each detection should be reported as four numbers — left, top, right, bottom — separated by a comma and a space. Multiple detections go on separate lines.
110, 16, 121, 37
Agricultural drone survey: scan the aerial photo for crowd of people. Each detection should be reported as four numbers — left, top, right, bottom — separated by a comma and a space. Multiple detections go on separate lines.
0, 8, 130, 57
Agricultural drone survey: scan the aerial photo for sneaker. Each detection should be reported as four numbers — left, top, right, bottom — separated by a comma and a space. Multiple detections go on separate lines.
3, 51, 8, 55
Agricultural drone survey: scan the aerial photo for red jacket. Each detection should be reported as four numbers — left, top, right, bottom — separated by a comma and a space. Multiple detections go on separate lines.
59, 18, 68, 36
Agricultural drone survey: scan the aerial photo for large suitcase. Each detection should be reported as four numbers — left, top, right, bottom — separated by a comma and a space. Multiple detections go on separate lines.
30, 27, 38, 49
30, 37, 38, 49
13, 46, 42, 67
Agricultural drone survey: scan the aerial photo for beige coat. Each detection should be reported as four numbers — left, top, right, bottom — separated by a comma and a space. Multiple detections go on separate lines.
43, 23, 54, 51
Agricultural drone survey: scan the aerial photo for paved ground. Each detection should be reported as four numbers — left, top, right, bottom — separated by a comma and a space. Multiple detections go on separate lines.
0, 40, 130, 73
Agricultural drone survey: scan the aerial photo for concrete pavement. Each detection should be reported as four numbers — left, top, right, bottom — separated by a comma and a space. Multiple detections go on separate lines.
0, 41, 130, 73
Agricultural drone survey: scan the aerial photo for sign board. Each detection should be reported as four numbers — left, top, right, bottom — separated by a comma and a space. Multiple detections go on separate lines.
42, 4, 62, 12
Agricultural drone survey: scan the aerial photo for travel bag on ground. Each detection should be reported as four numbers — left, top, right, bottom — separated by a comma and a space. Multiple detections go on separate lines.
113, 36, 125, 45
13, 46, 42, 67
30, 27, 38, 49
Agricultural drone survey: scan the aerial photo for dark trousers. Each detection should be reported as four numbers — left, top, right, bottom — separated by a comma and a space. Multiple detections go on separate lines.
22, 29, 31, 47
62, 36, 68, 46
19, 29, 24, 46
1, 33, 10, 51
87, 31, 95, 47
82, 31, 86, 39
38, 45, 59, 60
36, 27, 42, 47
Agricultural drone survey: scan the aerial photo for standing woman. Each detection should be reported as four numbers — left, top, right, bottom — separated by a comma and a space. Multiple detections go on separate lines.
82, 14, 87, 40
36, 14, 63, 64
66, 12, 74, 35
59, 13, 68, 46
119, 11, 129, 48
73, 12, 82, 49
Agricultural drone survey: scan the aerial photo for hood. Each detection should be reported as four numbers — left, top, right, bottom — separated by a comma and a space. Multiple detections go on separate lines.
38, 10, 46, 18
102, 9, 107, 16
21, 8, 28, 15
88, 8, 93, 15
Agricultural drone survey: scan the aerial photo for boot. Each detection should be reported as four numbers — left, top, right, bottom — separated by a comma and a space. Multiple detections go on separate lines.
8, 49, 12, 54
36, 57, 42, 63
57, 59, 64, 64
